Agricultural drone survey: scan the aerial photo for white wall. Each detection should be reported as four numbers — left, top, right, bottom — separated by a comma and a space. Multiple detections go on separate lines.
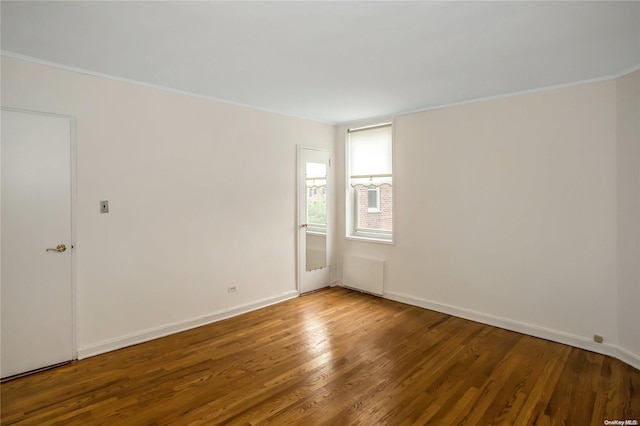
2, 54, 637, 368
617, 70, 640, 363
1, 56, 335, 356
336, 78, 637, 364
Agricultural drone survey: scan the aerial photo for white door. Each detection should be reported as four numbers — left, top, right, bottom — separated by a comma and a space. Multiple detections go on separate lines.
298, 147, 331, 294
1, 108, 74, 379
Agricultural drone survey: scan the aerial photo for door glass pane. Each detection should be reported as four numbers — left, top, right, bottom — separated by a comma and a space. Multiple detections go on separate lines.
306, 162, 327, 271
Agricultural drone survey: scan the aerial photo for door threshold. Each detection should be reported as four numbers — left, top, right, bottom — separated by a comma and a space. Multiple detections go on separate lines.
299, 286, 330, 296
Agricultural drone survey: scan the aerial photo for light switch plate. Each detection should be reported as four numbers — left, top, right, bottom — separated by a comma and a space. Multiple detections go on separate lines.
100, 200, 109, 213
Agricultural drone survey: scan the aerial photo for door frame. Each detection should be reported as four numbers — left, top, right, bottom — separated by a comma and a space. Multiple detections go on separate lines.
1, 106, 78, 362
296, 145, 331, 295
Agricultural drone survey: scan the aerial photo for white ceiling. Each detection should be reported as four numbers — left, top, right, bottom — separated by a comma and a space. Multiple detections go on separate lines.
2, 1, 639, 124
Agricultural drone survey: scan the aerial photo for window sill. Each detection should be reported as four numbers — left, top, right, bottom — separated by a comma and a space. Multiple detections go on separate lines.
345, 235, 395, 245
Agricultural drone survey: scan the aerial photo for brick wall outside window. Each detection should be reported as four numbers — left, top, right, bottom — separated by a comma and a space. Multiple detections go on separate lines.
357, 185, 392, 231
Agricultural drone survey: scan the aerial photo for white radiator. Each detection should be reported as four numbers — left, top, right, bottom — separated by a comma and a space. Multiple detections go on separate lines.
342, 256, 384, 296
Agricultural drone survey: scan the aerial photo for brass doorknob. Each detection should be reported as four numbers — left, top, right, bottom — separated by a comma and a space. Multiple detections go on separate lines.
46, 244, 67, 253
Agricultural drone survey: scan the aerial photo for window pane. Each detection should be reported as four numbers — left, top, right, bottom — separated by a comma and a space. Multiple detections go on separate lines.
357, 185, 392, 232
308, 197, 326, 226
367, 188, 379, 209
306, 162, 327, 228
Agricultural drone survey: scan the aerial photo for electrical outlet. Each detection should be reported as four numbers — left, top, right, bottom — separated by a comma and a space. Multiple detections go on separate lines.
227, 285, 238, 293
594, 334, 604, 344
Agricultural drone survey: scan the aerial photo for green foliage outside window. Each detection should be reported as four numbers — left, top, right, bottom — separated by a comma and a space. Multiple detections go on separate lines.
308, 200, 327, 226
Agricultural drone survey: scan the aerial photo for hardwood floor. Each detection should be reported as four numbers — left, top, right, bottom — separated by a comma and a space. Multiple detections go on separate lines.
1, 287, 638, 425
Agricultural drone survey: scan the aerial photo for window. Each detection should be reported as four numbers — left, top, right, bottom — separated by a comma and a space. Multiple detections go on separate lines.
346, 123, 393, 241
306, 161, 327, 234
367, 188, 380, 212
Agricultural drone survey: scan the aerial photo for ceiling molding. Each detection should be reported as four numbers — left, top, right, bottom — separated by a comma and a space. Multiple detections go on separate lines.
0, 50, 337, 126
6, 50, 638, 129
3, 1, 638, 123
337, 64, 640, 127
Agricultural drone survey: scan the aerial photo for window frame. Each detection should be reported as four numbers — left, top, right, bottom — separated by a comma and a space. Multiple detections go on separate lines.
345, 121, 395, 244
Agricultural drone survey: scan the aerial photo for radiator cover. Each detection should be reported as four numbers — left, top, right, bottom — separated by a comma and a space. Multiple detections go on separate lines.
342, 256, 384, 296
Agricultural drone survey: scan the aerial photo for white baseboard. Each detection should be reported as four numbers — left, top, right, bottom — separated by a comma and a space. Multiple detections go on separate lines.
382, 289, 640, 371
616, 346, 640, 371
77, 286, 640, 371
77, 290, 298, 359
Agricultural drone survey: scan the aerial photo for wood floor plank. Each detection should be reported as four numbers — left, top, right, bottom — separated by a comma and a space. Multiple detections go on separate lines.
1, 287, 638, 425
